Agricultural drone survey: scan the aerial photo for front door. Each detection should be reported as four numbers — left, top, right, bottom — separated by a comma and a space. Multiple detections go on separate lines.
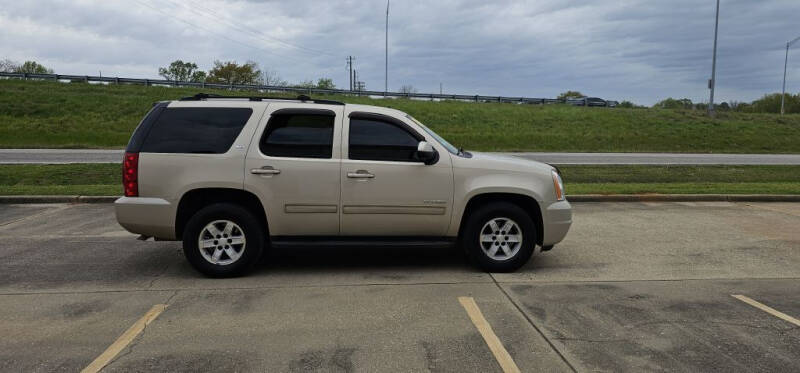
244, 103, 343, 236
340, 112, 453, 236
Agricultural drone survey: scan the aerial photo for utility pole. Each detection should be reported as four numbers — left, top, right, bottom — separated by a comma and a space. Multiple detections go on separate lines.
708, 0, 720, 117
385, 0, 390, 93
353, 70, 358, 91
347, 56, 354, 91
440, 82, 443, 95
781, 36, 800, 115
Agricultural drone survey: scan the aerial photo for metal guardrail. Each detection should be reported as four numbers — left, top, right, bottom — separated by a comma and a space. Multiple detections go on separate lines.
0, 71, 609, 106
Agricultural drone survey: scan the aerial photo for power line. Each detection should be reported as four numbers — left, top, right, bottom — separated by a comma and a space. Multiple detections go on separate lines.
156, 0, 336, 58
132, 0, 308, 64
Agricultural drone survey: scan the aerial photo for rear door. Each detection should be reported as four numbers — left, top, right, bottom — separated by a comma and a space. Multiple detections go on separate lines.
339, 110, 454, 236
244, 103, 343, 236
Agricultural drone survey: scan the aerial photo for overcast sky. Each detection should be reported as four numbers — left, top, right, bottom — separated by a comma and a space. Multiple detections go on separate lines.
1, 0, 799, 105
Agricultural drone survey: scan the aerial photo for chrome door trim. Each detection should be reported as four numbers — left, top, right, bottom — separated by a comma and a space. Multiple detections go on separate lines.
342, 205, 446, 215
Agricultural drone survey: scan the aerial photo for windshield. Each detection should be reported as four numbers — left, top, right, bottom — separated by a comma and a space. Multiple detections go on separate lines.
406, 115, 460, 155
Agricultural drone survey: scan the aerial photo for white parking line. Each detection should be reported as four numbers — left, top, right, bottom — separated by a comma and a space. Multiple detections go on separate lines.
732, 295, 800, 327
458, 296, 521, 373
81, 304, 167, 373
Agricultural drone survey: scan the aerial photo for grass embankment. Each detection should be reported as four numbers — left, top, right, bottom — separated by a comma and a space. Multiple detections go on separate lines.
2, 164, 798, 196
2, 79, 800, 152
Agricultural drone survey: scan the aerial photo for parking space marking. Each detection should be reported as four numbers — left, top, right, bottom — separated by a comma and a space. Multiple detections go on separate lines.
81, 304, 167, 373
732, 295, 800, 327
458, 296, 521, 373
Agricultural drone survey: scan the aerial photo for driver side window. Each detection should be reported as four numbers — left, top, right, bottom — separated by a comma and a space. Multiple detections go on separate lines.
348, 117, 422, 162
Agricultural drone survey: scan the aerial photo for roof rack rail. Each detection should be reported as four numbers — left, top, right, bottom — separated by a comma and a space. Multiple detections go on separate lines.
179, 93, 344, 105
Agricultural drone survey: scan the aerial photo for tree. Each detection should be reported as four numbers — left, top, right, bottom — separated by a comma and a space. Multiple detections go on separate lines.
654, 98, 693, 109
206, 60, 261, 85
14, 60, 53, 74
316, 78, 335, 90
617, 100, 637, 108
746, 93, 800, 114
259, 69, 287, 86
293, 80, 316, 88
0, 59, 18, 73
190, 70, 207, 82
158, 60, 204, 82
399, 85, 417, 94
557, 91, 584, 100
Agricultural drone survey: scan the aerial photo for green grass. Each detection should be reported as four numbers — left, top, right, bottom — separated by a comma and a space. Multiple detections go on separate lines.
0, 184, 120, 195
559, 165, 800, 194
0, 163, 120, 195
2, 79, 800, 152
1, 164, 798, 196
558, 165, 800, 183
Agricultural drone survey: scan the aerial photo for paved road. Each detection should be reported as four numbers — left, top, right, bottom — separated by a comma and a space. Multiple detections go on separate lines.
1, 202, 798, 372
3, 148, 800, 165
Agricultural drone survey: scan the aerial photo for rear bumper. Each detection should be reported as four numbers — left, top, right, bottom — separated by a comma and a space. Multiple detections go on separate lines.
541, 199, 572, 246
114, 197, 176, 240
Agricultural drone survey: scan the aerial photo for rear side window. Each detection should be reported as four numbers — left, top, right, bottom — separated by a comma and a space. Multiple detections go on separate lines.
140, 108, 252, 154
260, 112, 334, 158
349, 118, 421, 162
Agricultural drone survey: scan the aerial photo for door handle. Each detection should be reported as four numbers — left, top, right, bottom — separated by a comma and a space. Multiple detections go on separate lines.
251, 166, 281, 175
347, 170, 374, 179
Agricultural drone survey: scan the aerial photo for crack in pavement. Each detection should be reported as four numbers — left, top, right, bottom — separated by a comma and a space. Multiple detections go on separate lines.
489, 273, 579, 373
0, 204, 72, 228
628, 319, 800, 332
103, 291, 177, 370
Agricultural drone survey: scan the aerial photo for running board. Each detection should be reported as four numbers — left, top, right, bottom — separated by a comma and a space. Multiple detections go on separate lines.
270, 236, 456, 249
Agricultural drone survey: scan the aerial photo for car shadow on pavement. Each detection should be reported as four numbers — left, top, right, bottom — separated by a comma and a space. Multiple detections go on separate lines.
260, 245, 470, 272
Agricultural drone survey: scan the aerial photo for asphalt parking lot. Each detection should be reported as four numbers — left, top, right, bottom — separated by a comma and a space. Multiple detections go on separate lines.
1, 202, 798, 372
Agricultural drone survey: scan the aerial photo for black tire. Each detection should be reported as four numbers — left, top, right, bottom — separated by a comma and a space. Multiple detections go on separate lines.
461, 202, 537, 272
182, 203, 264, 277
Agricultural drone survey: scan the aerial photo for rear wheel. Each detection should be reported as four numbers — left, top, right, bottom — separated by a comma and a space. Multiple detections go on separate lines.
182, 203, 264, 277
461, 202, 537, 272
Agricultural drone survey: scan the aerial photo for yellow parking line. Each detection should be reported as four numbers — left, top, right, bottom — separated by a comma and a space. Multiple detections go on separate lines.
81, 304, 168, 373
458, 296, 521, 373
732, 295, 800, 327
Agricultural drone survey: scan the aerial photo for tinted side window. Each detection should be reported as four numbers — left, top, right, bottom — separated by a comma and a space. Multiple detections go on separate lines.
140, 108, 252, 154
349, 118, 421, 162
126, 103, 167, 152
260, 114, 334, 158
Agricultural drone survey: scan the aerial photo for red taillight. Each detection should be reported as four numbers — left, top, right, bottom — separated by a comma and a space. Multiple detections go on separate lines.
123, 152, 139, 197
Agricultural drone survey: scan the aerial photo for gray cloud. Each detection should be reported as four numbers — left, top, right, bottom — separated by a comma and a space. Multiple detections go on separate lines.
1, 0, 798, 105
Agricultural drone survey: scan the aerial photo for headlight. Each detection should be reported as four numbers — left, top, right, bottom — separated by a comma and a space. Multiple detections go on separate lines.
551, 169, 565, 201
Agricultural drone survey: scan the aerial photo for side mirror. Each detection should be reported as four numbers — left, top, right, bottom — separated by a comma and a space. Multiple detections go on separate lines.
415, 141, 438, 165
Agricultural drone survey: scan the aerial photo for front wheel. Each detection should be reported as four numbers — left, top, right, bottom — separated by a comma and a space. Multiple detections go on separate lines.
461, 202, 537, 272
182, 203, 264, 277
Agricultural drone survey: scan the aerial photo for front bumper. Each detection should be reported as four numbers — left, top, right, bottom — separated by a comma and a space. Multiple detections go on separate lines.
115, 197, 176, 240
541, 199, 572, 246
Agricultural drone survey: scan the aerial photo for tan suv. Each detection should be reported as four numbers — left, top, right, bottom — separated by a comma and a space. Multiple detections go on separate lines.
115, 94, 572, 277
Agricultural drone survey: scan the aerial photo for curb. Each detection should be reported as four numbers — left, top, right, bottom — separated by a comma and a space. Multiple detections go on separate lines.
2, 194, 800, 204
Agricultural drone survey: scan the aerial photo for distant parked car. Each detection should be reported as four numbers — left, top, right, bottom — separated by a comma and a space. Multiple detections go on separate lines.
606, 100, 619, 108
566, 97, 606, 107
585, 97, 607, 107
